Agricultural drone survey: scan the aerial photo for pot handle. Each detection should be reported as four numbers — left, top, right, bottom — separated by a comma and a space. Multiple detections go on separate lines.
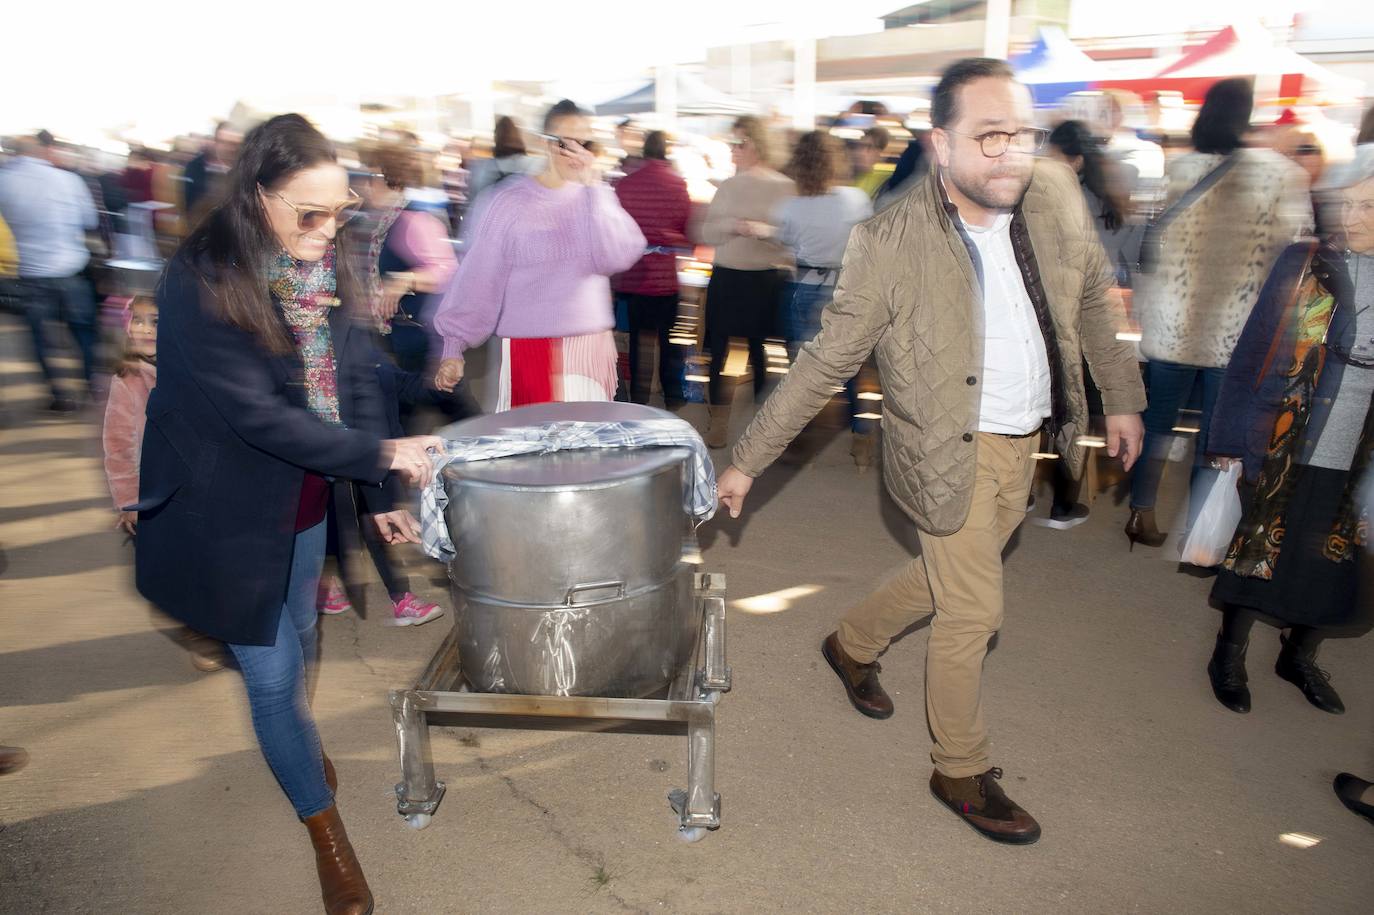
564, 580, 626, 606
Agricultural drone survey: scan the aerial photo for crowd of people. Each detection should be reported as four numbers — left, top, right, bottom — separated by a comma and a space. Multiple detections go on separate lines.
3, 58, 1374, 913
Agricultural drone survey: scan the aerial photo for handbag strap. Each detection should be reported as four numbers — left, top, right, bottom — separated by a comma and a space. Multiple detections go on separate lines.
1253, 240, 1319, 390
1152, 153, 1240, 235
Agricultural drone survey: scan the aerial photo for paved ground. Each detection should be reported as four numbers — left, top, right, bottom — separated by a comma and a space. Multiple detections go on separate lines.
1, 314, 1371, 914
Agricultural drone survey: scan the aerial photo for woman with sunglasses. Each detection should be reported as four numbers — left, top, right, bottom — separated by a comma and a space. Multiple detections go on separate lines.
1203, 145, 1374, 717
137, 114, 443, 915
431, 99, 645, 408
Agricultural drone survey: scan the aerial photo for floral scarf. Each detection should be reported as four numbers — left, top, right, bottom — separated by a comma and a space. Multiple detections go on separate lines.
269, 245, 343, 426
1224, 258, 1374, 578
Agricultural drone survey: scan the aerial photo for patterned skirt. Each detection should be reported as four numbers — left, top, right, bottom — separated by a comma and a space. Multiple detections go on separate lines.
1211, 464, 1366, 628
494, 330, 619, 412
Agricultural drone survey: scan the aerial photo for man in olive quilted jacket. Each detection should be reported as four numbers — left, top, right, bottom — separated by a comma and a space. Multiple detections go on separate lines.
717, 59, 1146, 845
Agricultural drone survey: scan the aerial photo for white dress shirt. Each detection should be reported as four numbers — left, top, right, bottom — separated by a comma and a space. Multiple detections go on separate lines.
962, 211, 1052, 435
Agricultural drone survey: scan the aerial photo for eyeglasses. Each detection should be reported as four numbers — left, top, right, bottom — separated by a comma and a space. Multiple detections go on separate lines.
260, 187, 362, 231
943, 127, 1049, 158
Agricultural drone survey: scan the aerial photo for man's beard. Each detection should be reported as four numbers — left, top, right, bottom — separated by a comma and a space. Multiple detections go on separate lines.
949, 166, 1032, 211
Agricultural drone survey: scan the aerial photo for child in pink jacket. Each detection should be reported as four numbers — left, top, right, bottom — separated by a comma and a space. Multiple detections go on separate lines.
102, 296, 226, 671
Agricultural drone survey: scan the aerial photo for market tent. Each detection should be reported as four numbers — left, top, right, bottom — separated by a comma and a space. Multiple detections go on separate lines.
1011, 27, 1106, 108
595, 73, 754, 117
1098, 22, 1365, 105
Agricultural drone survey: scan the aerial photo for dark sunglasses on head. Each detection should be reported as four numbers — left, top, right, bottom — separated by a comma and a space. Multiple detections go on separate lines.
260, 186, 362, 231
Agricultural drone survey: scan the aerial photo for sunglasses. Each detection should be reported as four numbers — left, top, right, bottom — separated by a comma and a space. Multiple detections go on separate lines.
261, 186, 362, 231
540, 134, 591, 151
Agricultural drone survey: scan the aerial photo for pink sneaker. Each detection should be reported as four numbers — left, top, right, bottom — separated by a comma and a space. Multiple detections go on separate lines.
389, 592, 445, 627
317, 577, 353, 616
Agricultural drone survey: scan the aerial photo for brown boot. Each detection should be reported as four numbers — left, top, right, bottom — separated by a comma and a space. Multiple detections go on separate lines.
303, 806, 373, 915
821, 632, 893, 719
929, 768, 1041, 845
705, 404, 731, 449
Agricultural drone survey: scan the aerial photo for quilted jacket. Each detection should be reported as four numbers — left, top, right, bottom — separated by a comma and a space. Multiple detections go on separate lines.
731, 160, 1147, 536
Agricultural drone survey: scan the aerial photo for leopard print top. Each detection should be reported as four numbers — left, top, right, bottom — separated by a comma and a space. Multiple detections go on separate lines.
1138, 147, 1311, 368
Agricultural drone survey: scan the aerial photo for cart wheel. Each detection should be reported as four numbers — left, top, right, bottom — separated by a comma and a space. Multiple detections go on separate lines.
675, 825, 709, 843
404, 813, 432, 830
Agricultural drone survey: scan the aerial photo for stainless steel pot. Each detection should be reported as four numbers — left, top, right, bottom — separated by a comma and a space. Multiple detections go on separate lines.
440, 402, 704, 698
444, 448, 693, 605
456, 564, 699, 697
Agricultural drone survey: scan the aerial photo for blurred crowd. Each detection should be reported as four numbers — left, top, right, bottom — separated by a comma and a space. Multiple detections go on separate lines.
4, 67, 1374, 908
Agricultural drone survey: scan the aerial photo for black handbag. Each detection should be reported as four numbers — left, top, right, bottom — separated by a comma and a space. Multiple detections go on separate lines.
1138, 153, 1239, 274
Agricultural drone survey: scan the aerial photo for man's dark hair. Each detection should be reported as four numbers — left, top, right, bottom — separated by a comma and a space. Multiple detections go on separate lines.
642, 130, 669, 160
930, 58, 1015, 130
1191, 78, 1253, 155
543, 99, 587, 134
862, 125, 891, 152
36, 129, 55, 147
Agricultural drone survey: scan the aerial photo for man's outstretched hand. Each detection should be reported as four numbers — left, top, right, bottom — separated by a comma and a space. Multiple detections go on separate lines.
717, 465, 755, 519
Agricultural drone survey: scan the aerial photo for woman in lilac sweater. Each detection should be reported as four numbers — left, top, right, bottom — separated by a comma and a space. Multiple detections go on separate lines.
433, 100, 645, 409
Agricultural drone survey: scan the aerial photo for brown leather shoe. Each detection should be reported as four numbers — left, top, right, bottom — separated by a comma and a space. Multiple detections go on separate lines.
303, 805, 374, 915
822, 632, 894, 719
930, 768, 1041, 845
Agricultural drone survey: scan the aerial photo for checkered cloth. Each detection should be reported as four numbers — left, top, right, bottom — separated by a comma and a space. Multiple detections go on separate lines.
420, 418, 717, 562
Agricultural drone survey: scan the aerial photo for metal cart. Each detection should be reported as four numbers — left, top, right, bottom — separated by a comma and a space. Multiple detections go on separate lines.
389, 572, 730, 841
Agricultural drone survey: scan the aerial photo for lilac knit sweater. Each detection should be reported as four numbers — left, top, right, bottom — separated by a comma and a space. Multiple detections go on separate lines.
434, 176, 646, 359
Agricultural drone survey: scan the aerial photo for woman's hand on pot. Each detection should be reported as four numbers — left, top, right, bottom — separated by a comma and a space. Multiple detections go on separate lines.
434, 358, 464, 392
372, 509, 423, 544
384, 435, 446, 488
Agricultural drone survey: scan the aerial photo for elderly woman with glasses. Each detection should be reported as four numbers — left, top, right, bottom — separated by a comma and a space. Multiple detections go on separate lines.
139, 114, 444, 914
1203, 144, 1374, 718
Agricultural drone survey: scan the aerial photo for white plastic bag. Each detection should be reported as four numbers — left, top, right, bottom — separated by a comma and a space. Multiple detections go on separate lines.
1180, 464, 1243, 567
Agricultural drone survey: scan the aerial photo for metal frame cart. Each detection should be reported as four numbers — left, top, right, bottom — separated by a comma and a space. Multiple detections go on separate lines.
389, 573, 731, 841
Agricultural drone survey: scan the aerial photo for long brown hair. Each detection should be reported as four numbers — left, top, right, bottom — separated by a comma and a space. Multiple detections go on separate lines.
178, 114, 362, 354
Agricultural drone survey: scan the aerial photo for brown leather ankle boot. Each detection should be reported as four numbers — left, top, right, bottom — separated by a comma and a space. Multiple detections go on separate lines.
303, 805, 373, 915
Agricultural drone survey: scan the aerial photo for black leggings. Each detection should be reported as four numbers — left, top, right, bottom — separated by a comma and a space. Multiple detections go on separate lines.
325, 487, 407, 600
1219, 606, 1324, 653
707, 329, 768, 407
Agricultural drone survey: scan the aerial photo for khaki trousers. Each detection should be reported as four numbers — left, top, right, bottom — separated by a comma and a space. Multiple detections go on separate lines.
837, 432, 1038, 779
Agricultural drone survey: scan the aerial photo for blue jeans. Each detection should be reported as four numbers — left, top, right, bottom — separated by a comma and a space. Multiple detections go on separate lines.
226, 521, 333, 819
1130, 360, 1226, 522
783, 280, 869, 433
18, 275, 98, 399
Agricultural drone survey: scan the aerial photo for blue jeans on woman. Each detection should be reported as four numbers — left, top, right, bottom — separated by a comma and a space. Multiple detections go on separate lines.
783, 279, 869, 433
1130, 360, 1226, 526
226, 520, 333, 820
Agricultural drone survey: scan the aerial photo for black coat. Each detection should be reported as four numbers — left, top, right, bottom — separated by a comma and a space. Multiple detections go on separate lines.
133, 253, 395, 645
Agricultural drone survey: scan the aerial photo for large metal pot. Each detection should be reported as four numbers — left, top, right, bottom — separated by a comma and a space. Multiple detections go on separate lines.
444, 448, 693, 605
439, 402, 704, 698
456, 565, 700, 697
